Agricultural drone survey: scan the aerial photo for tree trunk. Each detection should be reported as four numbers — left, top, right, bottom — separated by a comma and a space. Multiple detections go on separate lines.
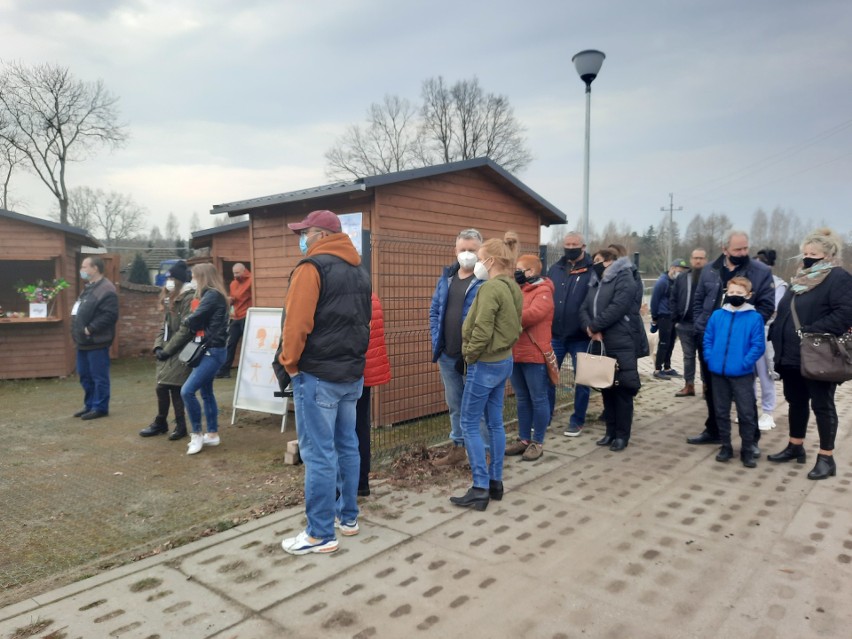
59, 197, 69, 226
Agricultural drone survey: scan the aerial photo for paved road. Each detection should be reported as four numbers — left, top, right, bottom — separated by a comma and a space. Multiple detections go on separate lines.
2, 352, 850, 638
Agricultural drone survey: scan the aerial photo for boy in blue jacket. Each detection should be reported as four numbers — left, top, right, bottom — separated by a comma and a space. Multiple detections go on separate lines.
703, 276, 765, 467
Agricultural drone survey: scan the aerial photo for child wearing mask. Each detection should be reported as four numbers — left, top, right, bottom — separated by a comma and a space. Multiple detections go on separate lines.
703, 276, 766, 467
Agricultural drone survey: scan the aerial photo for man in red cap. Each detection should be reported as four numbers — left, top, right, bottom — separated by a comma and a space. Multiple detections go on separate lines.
279, 210, 372, 556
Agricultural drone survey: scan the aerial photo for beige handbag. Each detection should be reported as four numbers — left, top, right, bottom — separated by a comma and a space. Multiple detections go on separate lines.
575, 341, 618, 389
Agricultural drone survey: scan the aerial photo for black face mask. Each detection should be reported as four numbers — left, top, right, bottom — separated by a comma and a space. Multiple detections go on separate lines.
564, 247, 583, 261
514, 269, 528, 285
802, 257, 822, 269
728, 254, 750, 268
592, 262, 606, 280
725, 294, 746, 307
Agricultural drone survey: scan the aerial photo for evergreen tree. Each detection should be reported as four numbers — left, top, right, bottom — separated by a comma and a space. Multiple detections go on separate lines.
128, 252, 150, 285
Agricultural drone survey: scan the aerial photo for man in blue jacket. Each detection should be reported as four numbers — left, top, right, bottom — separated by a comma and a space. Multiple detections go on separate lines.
688, 230, 774, 448
430, 229, 486, 466
547, 231, 594, 436
650, 259, 688, 379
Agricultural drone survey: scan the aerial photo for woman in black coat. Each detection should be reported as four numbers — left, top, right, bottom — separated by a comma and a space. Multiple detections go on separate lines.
768, 228, 852, 480
580, 248, 649, 451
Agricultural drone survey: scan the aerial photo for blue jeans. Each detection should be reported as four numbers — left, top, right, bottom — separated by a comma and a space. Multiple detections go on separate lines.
76, 347, 111, 413
437, 352, 489, 448
548, 336, 591, 427
510, 363, 550, 443
292, 371, 363, 541
461, 358, 513, 488
181, 346, 226, 434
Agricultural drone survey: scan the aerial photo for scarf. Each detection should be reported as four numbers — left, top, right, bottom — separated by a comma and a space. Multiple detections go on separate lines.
789, 259, 838, 295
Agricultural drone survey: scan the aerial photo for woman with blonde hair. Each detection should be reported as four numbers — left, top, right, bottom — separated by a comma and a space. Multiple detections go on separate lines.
450, 232, 523, 511
768, 228, 852, 479
159, 262, 229, 455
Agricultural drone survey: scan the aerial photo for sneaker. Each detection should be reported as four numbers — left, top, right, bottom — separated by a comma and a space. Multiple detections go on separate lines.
335, 519, 360, 536
663, 369, 681, 377
652, 370, 669, 380
202, 433, 221, 446
281, 530, 338, 555
758, 414, 776, 431
521, 442, 543, 461
505, 439, 530, 456
563, 424, 583, 437
186, 433, 203, 455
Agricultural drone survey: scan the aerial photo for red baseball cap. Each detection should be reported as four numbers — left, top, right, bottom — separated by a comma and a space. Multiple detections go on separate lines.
287, 210, 342, 234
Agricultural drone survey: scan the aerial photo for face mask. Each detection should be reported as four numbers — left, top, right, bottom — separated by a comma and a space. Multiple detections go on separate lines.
564, 247, 583, 261
473, 260, 490, 281
802, 257, 822, 269
80, 269, 90, 280
165, 280, 176, 292
299, 234, 309, 255
728, 254, 750, 268
514, 269, 528, 285
725, 294, 746, 307
457, 251, 477, 270
592, 262, 606, 280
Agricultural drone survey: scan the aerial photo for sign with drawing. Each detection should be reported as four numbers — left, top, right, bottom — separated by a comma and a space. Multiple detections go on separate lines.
231, 307, 285, 421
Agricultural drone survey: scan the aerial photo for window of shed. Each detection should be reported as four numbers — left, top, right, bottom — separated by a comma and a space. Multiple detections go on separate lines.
0, 259, 59, 314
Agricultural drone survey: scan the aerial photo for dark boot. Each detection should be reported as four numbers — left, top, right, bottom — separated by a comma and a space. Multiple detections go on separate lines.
767, 442, 807, 464
449, 487, 489, 511
596, 435, 614, 446
807, 454, 837, 480
675, 383, 695, 397
168, 416, 188, 441
139, 416, 168, 437
741, 449, 757, 468
715, 445, 734, 462
489, 480, 503, 501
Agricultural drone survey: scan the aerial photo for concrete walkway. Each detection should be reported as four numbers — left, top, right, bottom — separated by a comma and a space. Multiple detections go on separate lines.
2, 354, 851, 638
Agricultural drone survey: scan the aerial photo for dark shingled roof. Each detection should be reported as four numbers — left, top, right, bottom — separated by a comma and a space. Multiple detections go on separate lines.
0, 208, 101, 246
191, 220, 250, 240
209, 157, 566, 225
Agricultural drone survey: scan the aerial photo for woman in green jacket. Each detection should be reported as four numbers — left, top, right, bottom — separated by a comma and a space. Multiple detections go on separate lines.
139, 261, 194, 441
450, 232, 523, 512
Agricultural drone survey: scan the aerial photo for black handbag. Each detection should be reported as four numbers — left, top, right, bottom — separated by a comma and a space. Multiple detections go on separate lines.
791, 298, 852, 383
178, 339, 208, 368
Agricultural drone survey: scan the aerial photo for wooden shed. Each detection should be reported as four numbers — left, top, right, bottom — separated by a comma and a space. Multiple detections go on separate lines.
209, 158, 566, 424
0, 209, 114, 380
189, 221, 251, 278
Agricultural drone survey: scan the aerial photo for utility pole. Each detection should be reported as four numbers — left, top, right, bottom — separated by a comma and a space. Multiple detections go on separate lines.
660, 193, 683, 269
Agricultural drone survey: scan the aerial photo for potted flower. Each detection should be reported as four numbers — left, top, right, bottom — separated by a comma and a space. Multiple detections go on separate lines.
17, 278, 70, 317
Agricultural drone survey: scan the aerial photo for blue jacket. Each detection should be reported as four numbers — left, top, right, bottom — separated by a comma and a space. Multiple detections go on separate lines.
548, 252, 594, 340
429, 263, 484, 362
703, 304, 765, 377
650, 273, 673, 319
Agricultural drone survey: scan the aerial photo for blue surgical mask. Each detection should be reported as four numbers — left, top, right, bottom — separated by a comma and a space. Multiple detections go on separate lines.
299, 234, 309, 255
80, 269, 90, 280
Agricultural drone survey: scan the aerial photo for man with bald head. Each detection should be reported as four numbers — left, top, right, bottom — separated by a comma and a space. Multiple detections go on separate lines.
217, 262, 253, 378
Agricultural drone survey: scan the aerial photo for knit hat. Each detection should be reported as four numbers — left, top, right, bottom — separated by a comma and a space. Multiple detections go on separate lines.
166, 260, 190, 283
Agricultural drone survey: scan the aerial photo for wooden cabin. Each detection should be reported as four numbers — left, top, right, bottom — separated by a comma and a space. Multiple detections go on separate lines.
209, 158, 566, 424
189, 221, 251, 280
0, 209, 113, 379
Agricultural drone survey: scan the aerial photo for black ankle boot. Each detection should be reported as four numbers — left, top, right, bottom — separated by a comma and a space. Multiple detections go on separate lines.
807, 454, 836, 480
139, 416, 168, 437
596, 435, 614, 446
715, 445, 733, 462
741, 449, 757, 468
489, 480, 503, 501
168, 417, 188, 441
450, 487, 490, 511
767, 442, 807, 464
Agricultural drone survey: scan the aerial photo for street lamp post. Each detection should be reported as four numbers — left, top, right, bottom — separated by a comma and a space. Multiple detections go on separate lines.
572, 49, 605, 242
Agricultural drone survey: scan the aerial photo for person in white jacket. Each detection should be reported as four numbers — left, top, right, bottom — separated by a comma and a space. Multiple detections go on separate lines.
754, 249, 788, 430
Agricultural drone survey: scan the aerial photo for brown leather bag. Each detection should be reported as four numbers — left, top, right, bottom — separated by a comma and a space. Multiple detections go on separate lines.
526, 331, 560, 386
791, 298, 852, 383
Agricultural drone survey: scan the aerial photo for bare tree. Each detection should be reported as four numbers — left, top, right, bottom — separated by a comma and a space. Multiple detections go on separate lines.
0, 137, 24, 210
53, 186, 146, 244
189, 211, 201, 233
0, 61, 128, 224
164, 212, 180, 240
149, 225, 163, 246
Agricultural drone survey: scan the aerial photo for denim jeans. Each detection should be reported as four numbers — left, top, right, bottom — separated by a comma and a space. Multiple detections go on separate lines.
548, 336, 591, 427
292, 371, 363, 541
461, 358, 513, 488
510, 363, 550, 444
711, 373, 757, 449
437, 352, 489, 448
76, 347, 111, 413
754, 351, 776, 413
181, 346, 226, 434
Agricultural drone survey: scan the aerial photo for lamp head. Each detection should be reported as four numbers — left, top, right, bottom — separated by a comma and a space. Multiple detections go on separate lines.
572, 49, 606, 87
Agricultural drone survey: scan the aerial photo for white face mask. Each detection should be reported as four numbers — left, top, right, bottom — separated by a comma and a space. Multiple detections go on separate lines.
165, 279, 176, 291
473, 260, 491, 280
457, 251, 477, 270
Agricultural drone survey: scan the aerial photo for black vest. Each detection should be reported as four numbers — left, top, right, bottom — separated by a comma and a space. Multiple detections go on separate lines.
296, 254, 371, 382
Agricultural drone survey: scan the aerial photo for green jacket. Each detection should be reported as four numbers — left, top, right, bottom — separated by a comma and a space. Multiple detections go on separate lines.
462, 275, 523, 363
155, 287, 194, 386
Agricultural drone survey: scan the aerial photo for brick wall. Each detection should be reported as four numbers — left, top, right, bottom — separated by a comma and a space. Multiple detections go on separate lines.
118, 282, 163, 357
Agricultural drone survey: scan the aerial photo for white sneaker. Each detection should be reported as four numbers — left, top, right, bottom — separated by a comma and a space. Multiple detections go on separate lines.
186, 433, 203, 455
758, 414, 776, 431
335, 519, 360, 536
202, 433, 220, 446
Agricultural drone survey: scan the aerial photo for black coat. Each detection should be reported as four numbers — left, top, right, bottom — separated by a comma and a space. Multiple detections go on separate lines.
694, 255, 775, 334
580, 258, 648, 390
183, 288, 229, 348
770, 267, 852, 370
71, 277, 119, 350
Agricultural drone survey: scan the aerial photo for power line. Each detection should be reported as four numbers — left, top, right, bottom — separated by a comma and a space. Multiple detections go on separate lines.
660, 193, 683, 267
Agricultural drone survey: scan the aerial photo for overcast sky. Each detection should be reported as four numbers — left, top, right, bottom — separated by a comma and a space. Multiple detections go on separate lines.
2, 0, 850, 243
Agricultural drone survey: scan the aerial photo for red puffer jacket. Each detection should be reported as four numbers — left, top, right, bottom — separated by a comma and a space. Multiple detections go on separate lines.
512, 278, 555, 364
363, 293, 392, 387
